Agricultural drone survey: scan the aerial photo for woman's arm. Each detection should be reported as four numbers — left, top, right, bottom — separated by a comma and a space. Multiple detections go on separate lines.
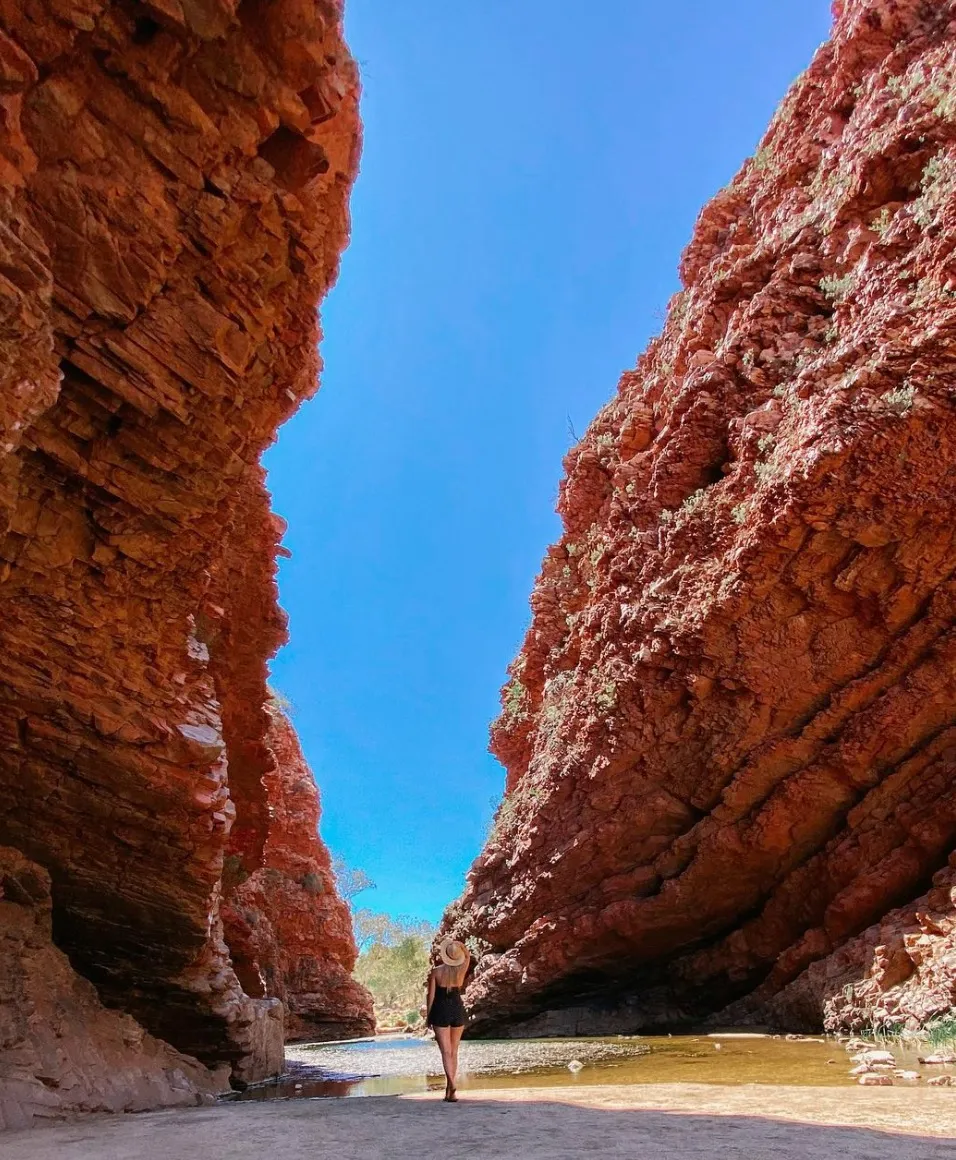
425, 970, 436, 1026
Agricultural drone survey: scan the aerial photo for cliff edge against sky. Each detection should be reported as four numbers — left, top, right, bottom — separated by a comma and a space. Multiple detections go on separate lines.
0, 0, 370, 1125
442, 0, 956, 1038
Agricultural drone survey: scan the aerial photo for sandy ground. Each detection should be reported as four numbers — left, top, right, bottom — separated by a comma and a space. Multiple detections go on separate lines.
3, 1084, 955, 1159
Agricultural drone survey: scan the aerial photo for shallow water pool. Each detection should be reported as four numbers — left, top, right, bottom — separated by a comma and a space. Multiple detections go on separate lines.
225, 1032, 917, 1101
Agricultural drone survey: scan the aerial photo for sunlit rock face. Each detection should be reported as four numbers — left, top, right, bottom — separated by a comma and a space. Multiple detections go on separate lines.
222, 709, 375, 1043
442, 0, 956, 1036
0, 0, 363, 1091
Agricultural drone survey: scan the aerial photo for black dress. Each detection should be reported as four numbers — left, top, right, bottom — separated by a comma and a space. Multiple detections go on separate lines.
428, 982, 466, 1028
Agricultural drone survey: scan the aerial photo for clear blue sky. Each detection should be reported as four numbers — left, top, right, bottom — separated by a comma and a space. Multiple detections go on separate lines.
263, 0, 833, 925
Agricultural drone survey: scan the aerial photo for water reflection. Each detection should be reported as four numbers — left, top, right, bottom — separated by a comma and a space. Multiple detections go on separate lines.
225, 1032, 904, 1103
228, 1072, 433, 1100
226, 1035, 648, 1102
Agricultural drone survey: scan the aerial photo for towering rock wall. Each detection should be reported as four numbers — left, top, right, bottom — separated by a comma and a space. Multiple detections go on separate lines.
0, 0, 368, 1099
443, 0, 956, 1036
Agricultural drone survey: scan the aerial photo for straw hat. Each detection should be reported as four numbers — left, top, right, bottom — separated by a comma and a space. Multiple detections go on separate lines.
438, 937, 467, 967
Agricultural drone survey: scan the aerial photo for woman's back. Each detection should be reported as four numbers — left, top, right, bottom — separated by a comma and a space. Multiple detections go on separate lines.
433, 963, 465, 990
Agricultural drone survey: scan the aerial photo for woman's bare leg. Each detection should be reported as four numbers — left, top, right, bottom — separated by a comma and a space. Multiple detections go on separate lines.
448, 1026, 465, 1095
433, 1026, 454, 1098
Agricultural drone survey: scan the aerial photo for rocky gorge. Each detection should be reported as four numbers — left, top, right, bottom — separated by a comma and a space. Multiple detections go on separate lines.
442, 0, 956, 1039
0, 0, 371, 1129
4, 0, 956, 1137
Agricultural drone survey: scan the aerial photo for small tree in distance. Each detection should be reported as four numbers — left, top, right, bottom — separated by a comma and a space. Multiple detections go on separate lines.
331, 854, 375, 904
352, 911, 435, 1028
329, 856, 434, 1028
353, 909, 433, 953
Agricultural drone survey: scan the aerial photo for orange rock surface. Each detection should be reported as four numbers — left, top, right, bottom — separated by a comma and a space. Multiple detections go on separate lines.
721, 854, 956, 1033
223, 709, 374, 1042
0, 846, 228, 1129
0, 0, 367, 1093
442, 0, 956, 1035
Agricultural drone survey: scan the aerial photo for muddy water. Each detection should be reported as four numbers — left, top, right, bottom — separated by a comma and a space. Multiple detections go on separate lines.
225, 1032, 935, 1101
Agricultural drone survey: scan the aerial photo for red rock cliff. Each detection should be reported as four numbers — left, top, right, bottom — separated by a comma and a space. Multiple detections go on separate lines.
443, 0, 956, 1036
222, 708, 375, 1042
0, 846, 228, 1129
0, 0, 367, 1093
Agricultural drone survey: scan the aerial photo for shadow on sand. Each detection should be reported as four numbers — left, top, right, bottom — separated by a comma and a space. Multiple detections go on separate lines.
6, 1089, 956, 1160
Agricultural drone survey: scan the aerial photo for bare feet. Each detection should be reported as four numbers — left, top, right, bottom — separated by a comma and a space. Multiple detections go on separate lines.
443, 1081, 458, 1102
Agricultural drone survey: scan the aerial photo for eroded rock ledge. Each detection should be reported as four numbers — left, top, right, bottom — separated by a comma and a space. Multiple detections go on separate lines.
222, 709, 374, 1043
0, 847, 228, 1129
442, 0, 956, 1036
0, 0, 368, 1102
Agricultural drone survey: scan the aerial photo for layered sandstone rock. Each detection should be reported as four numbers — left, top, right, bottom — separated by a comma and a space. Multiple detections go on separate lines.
443, 0, 956, 1035
223, 709, 375, 1042
0, 0, 364, 1092
0, 847, 229, 1130
719, 855, 956, 1033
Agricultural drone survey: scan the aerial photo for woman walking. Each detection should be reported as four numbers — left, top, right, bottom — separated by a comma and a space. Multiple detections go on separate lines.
426, 938, 470, 1101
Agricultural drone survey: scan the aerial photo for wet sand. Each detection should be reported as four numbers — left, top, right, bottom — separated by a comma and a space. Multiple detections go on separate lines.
4, 1083, 954, 1159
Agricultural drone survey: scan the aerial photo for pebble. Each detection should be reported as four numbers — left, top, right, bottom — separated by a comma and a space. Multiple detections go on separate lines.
850, 1049, 895, 1066
919, 1053, 956, 1065
568, 1060, 584, 1073
893, 1070, 921, 1081
858, 1074, 893, 1086
928, 1075, 956, 1087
